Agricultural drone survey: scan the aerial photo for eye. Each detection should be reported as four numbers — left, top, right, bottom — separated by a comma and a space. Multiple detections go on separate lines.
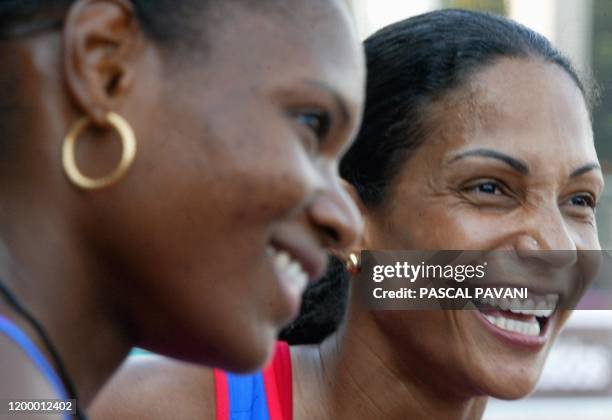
568, 193, 596, 209
466, 181, 503, 195
295, 110, 331, 142
459, 178, 518, 210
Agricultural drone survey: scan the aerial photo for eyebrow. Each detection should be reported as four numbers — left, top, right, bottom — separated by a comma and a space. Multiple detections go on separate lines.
449, 148, 602, 180
570, 163, 602, 178
305, 79, 351, 125
448, 148, 530, 175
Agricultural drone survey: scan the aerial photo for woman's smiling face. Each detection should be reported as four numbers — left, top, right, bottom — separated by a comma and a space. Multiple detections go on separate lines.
75, 0, 365, 373
364, 57, 603, 398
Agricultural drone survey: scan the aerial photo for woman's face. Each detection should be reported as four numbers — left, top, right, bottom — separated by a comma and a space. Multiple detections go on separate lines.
81, 0, 365, 371
364, 58, 603, 398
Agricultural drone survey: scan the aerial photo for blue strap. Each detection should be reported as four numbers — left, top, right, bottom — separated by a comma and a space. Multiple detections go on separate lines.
0, 316, 72, 419
226, 370, 270, 420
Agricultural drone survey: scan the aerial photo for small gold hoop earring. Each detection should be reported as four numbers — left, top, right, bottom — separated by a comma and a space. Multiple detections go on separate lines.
62, 112, 137, 190
346, 251, 361, 275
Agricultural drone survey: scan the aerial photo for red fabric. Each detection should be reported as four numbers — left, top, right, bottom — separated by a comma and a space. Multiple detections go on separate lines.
214, 341, 293, 420
214, 368, 230, 420
263, 341, 292, 420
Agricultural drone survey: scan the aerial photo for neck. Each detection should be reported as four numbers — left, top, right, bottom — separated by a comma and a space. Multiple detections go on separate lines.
293, 307, 488, 420
0, 197, 132, 408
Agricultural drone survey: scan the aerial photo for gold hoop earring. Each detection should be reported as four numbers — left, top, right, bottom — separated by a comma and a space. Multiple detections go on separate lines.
346, 251, 361, 275
62, 112, 136, 190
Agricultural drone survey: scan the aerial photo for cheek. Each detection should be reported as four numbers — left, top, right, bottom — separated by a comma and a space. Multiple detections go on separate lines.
129, 122, 318, 284
145, 87, 320, 225
567, 219, 600, 250
201, 116, 318, 223
148, 120, 316, 229
374, 310, 465, 373
220, 155, 315, 222
445, 311, 551, 397
103, 108, 319, 317
384, 202, 504, 250
374, 311, 508, 391
552, 310, 572, 333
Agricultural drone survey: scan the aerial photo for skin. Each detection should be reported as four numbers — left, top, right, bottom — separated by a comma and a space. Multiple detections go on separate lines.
90, 58, 603, 420
0, 0, 365, 410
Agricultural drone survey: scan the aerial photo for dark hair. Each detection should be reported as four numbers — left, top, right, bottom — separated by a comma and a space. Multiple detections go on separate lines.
0, 0, 249, 44
280, 9, 589, 345
0, 0, 281, 147
280, 256, 350, 345
344, 8, 587, 208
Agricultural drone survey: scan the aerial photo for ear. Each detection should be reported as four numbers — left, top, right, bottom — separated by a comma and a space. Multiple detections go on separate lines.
63, 0, 141, 125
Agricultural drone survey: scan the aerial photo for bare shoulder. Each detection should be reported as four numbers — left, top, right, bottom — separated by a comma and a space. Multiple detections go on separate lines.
0, 334, 57, 399
90, 354, 217, 420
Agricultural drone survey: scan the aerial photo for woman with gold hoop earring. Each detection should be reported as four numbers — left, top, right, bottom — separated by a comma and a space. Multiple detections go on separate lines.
0, 0, 365, 415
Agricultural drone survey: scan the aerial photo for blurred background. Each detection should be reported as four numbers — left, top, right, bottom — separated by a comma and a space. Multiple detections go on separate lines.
344, 1, 612, 419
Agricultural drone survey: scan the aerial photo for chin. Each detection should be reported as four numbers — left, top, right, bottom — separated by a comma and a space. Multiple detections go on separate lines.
213, 324, 277, 374
475, 365, 543, 400
486, 382, 539, 400
452, 307, 562, 401
150, 318, 277, 374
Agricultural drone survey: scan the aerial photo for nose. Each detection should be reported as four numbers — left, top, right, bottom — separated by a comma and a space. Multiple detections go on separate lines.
515, 206, 577, 268
308, 179, 363, 251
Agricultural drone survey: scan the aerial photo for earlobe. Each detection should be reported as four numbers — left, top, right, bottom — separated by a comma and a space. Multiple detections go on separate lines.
63, 0, 140, 125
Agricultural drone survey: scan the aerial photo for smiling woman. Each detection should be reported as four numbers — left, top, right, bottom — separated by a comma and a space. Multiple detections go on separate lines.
286, 9, 603, 418
0, 0, 365, 416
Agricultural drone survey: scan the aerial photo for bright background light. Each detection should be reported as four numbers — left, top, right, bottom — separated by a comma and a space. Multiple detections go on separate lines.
347, 0, 592, 74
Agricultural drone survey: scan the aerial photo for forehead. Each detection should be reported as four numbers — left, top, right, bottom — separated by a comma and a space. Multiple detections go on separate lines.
437, 58, 596, 166
196, 1, 364, 108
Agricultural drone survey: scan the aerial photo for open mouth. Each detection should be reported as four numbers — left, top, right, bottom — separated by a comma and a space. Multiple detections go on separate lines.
472, 295, 558, 338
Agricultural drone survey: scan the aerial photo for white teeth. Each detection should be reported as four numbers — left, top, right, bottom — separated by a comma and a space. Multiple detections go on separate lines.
276, 251, 290, 269
534, 301, 553, 317
546, 294, 559, 308
270, 247, 309, 288
494, 315, 506, 329
483, 314, 541, 337
476, 292, 558, 337
287, 261, 300, 275
477, 294, 558, 319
